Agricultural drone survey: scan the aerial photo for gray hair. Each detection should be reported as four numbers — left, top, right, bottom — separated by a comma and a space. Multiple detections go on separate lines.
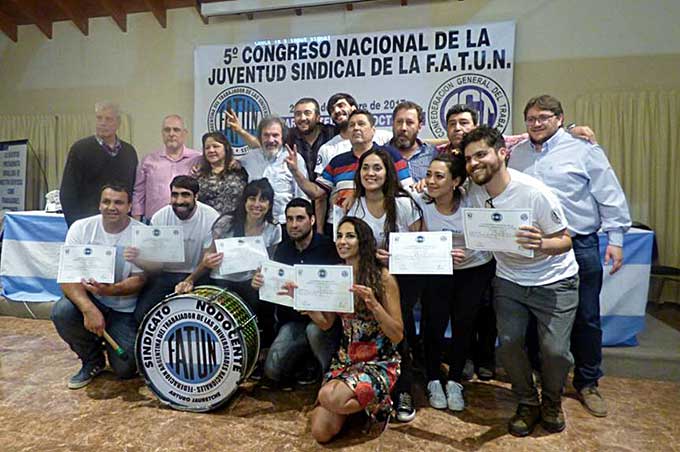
95, 101, 121, 119
256, 115, 288, 143
162, 114, 186, 129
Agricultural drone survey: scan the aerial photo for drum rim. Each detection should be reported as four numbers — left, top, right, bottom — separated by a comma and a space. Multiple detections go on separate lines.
135, 288, 259, 412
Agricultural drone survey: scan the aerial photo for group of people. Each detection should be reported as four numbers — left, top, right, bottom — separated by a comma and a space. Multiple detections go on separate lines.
52, 91, 631, 442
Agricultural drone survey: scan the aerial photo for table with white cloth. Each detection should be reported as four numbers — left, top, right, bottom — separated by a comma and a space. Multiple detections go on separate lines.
1, 211, 67, 301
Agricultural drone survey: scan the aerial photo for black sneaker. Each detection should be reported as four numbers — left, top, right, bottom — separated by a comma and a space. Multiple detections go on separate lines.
68, 360, 105, 390
249, 362, 264, 381
295, 361, 320, 386
508, 403, 541, 437
541, 399, 566, 433
395, 391, 416, 423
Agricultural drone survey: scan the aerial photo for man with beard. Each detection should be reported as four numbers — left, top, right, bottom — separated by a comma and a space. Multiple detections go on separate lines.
239, 116, 309, 225
286, 98, 337, 180
130, 175, 219, 323
509, 95, 630, 418
251, 198, 341, 389
132, 115, 201, 222
51, 184, 146, 388
390, 101, 437, 182
462, 126, 580, 437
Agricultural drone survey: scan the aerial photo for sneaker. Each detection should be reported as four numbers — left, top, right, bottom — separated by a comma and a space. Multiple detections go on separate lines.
395, 392, 416, 422
541, 398, 566, 433
445, 381, 465, 411
577, 386, 608, 417
476, 366, 495, 381
68, 360, 105, 390
462, 360, 475, 381
260, 377, 294, 391
427, 380, 447, 409
508, 403, 541, 437
249, 362, 264, 381
295, 361, 320, 386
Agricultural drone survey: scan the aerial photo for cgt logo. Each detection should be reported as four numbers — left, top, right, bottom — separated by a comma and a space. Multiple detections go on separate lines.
207, 86, 271, 156
428, 73, 510, 138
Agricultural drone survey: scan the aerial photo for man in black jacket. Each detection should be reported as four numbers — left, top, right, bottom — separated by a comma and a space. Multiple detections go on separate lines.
60, 102, 138, 227
252, 198, 341, 389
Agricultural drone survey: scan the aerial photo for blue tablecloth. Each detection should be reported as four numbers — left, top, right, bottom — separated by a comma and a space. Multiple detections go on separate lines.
598, 227, 654, 346
1, 211, 67, 301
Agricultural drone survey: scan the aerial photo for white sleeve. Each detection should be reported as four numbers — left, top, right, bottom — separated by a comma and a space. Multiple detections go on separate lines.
533, 189, 569, 236
315, 144, 331, 175
64, 221, 85, 245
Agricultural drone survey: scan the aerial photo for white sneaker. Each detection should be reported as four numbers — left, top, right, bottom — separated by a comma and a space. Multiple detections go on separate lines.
427, 380, 447, 409
446, 381, 465, 411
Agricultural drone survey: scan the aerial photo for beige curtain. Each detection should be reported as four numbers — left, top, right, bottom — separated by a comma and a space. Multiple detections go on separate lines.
0, 113, 132, 210
575, 90, 680, 267
0, 115, 57, 209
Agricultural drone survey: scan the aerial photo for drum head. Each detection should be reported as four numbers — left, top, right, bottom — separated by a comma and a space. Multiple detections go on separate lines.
136, 293, 246, 412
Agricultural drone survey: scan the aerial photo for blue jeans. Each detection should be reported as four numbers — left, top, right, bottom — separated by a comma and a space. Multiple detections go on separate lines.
134, 272, 189, 324
51, 295, 137, 378
264, 320, 341, 382
571, 233, 604, 390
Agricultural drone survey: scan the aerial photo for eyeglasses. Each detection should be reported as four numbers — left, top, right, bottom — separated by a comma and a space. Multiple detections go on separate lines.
524, 114, 556, 125
485, 198, 494, 208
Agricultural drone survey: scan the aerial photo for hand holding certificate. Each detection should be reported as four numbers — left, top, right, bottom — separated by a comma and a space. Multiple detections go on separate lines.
132, 226, 185, 263
462, 208, 534, 257
294, 265, 354, 313
57, 245, 116, 284
388, 231, 453, 275
214, 236, 269, 275
259, 260, 294, 307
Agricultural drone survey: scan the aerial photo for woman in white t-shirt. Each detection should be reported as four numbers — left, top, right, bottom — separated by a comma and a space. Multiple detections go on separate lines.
417, 154, 495, 413
177, 178, 282, 346
345, 147, 422, 421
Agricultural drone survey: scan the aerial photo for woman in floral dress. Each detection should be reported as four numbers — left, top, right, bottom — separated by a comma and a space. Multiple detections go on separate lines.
284, 216, 403, 443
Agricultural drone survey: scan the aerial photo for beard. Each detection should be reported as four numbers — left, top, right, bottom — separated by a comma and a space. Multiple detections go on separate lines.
172, 203, 195, 220
469, 159, 501, 185
393, 133, 417, 150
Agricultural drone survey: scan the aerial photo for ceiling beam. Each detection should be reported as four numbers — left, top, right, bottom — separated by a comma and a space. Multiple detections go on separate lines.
195, 1, 208, 25
9, 0, 53, 39
144, 0, 167, 28
54, 0, 89, 36
0, 9, 18, 42
98, 0, 127, 32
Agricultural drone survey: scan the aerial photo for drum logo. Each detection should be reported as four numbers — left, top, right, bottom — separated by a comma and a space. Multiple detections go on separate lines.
428, 73, 510, 138
138, 297, 243, 411
207, 85, 271, 156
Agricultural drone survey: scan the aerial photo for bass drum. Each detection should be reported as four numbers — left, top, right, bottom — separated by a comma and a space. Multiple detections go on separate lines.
136, 286, 260, 412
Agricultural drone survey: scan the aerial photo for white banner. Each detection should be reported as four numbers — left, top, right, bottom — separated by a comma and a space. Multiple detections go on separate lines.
194, 21, 515, 155
0, 139, 28, 212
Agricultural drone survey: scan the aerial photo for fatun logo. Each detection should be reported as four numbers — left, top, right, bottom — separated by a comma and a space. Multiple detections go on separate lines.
207, 86, 271, 156
428, 73, 510, 137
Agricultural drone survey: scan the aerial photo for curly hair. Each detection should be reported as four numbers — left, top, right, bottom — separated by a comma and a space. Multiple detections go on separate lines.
337, 216, 386, 307
199, 131, 235, 178
352, 148, 422, 248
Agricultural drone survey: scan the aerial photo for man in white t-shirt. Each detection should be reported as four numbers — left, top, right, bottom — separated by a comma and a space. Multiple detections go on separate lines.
51, 184, 147, 389
131, 175, 219, 323
461, 126, 579, 437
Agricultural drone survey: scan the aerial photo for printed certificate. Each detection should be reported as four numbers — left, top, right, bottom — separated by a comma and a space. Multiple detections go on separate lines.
389, 231, 453, 275
293, 264, 354, 313
57, 245, 116, 284
214, 236, 269, 275
132, 226, 185, 263
462, 208, 534, 258
259, 260, 294, 307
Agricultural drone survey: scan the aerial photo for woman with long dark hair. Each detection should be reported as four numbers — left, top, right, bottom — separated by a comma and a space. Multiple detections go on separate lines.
417, 153, 494, 411
176, 178, 281, 346
195, 131, 248, 215
345, 147, 422, 422
281, 216, 403, 443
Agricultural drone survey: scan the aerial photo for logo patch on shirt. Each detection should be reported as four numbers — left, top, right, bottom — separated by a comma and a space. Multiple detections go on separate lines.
551, 210, 563, 224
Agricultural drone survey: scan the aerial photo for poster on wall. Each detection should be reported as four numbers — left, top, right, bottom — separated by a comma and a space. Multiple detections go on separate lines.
0, 139, 28, 212
194, 21, 515, 155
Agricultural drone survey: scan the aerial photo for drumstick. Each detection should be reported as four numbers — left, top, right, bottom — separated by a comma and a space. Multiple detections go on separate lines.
103, 330, 129, 361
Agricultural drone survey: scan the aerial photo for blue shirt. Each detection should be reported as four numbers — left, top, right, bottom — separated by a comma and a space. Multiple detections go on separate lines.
391, 139, 437, 182
509, 128, 631, 246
